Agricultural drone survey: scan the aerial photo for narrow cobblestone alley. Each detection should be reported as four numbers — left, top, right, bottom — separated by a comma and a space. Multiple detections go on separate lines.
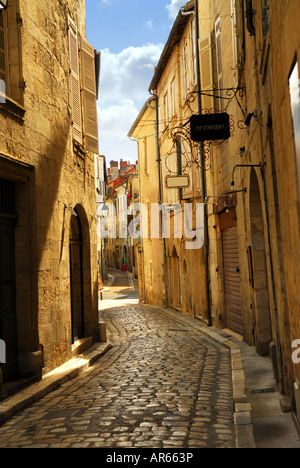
0, 270, 235, 449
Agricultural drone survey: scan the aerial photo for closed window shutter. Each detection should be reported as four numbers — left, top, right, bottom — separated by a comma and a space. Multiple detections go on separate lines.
80, 37, 99, 154
199, 32, 214, 112
231, 0, 243, 86
68, 16, 83, 145
215, 16, 223, 111
231, 0, 238, 70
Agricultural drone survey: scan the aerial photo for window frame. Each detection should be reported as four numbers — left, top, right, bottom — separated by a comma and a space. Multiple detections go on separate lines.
0, 9, 8, 97
183, 38, 189, 99
0, 4, 25, 117
289, 59, 300, 208
164, 91, 169, 128
170, 76, 176, 117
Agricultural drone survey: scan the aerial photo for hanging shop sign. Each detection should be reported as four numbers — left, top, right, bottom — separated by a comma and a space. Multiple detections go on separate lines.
190, 113, 231, 142
165, 175, 190, 189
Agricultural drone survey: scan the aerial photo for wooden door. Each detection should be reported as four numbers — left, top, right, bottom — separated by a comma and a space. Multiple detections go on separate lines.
0, 219, 18, 381
222, 226, 243, 335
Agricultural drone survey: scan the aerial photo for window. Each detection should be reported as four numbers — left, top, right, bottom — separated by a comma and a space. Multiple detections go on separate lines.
164, 91, 169, 128
183, 39, 189, 98
215, 16, 224, 111
261, 0, 270, 37
191, 19, 196, 86
95, 155, 105, 201
68, 16, 99, 154
143, 137, 148, 175
289, 60, 300, 203
170, 77, 176, 117
199, 32, 214, 111
0, 3, 23, 106
0, 10, 7, 98
231, 0, 245, 86
231, 0, 238, 78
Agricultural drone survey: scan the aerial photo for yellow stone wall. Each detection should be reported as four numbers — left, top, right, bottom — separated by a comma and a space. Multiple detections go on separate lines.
0, 0, 98, 378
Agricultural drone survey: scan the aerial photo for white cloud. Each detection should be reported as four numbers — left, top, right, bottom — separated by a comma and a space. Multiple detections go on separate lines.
165, 0, 187, 19
144, 20, 154, 30
98, 43, 163, 162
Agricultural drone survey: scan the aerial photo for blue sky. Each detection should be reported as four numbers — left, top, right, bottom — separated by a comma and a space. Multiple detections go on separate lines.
84, 0, 187, 163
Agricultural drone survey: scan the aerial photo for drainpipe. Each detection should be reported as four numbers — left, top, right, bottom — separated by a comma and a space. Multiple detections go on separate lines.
245, 0, 256, 36
149, 91, 169, 307
194, 0, 212, 326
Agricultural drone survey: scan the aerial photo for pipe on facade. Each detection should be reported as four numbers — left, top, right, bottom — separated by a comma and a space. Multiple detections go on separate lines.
194, 0, 212, 326
180, 7, 194, 16
245, 0, 256, 36
150, 90, 169, 308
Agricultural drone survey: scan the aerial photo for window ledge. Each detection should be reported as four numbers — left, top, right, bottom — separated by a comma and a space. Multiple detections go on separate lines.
0, 95, 25, 121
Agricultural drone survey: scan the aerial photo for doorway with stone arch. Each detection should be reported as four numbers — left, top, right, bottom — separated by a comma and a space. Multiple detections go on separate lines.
249, 169, 272, 355
168, 246, 181, 309
69, 204, 92, 344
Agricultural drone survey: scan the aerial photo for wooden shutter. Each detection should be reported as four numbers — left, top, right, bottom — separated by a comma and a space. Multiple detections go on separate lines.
215, 16, 224, 111
222, 226, 243, 335
231, 0, 243, 86
80, 38, 99, 154
199, 33, 214, 112
68, 17, 83, 145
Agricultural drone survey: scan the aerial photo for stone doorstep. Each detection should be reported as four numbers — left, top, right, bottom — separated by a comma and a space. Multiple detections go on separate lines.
0, 341, 112, 427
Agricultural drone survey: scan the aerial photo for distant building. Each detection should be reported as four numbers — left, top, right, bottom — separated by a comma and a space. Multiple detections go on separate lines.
104, 160, 140, 277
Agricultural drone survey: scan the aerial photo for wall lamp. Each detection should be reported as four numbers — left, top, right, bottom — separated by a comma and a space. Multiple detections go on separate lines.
241, 109, 258, 128
0, 1, 8, 9
64, 204, 77, 216
97, 202, 110, 217
230, 163, 262, 190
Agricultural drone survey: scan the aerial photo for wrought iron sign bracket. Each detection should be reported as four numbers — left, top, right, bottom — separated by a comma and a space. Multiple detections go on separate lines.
185, 86, 247, 119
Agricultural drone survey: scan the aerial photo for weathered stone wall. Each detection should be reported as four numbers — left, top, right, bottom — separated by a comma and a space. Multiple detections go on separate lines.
130, 100, 167, 307
0, 0, 98, 380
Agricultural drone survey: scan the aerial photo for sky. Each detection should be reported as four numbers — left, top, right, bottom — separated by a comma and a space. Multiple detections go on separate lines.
85, 0, 187, 164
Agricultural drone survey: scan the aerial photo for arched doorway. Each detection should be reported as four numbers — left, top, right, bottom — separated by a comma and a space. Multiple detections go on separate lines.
182, 260, 191, 315
122, 245, 128, 268
169, 246, 181, 308
249, 169, 272, 355
0, 179, 18, 382
69, 209, 84, 343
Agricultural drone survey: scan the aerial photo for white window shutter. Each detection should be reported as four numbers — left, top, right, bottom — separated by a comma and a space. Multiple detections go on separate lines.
215, 16, 224, 111
199, 32, 214, 112
80, 37, 99, 154
231, 0, 239, 85
68, 16, 83, 145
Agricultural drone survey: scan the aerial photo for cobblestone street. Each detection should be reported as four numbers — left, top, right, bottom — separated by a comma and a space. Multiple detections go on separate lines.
0, 271, 235, 449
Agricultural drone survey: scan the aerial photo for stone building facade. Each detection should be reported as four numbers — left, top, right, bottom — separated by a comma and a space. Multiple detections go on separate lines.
104, 160, 140, 277
0, 0, 100, 397
128, 98, 168, 307
130, 0, 300, 421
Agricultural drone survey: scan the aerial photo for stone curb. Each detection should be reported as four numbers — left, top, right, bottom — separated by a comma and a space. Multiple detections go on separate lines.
0, 342, 112, 427
196, 325, 256, 449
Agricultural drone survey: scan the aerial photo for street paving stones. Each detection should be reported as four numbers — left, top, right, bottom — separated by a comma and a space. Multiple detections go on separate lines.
0, 299, 235, 448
